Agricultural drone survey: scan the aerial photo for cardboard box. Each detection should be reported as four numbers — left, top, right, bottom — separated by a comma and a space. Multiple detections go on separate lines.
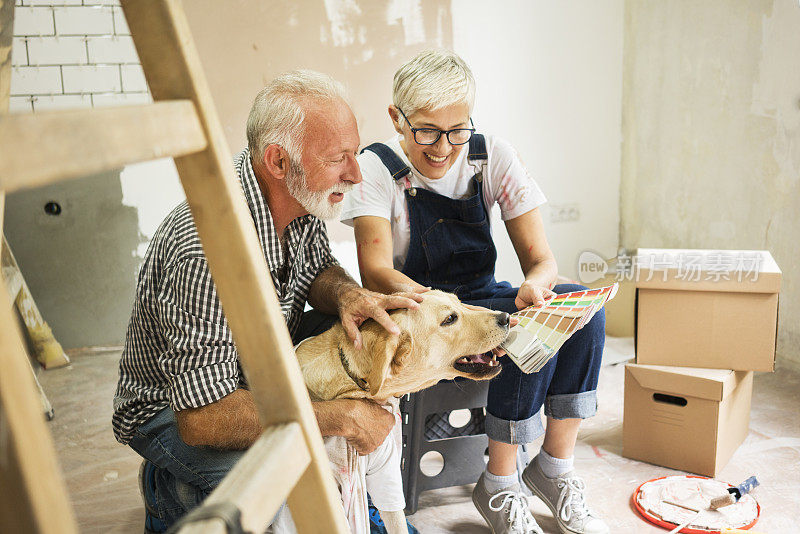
623, 363, 753, 477
588, 274, 635, 338
634, 249, 781, 372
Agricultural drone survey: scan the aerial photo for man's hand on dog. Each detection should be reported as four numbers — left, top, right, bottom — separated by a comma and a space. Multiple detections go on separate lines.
341, 399, 396, 455
337, 286, 422, 350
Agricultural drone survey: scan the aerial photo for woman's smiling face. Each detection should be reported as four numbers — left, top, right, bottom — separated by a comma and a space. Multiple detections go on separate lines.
391, 102, 471, 180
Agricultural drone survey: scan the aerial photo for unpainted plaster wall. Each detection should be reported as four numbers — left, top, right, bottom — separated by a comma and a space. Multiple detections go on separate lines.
183, 0, 453, 161
182, 0, 454, 280
454, 0, 624, 282
183, 0, 624, 284
5, 172, 143, 348
621, 0, 800, 367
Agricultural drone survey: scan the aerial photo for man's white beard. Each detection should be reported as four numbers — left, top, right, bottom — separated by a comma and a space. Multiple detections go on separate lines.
285, 158, 351, 220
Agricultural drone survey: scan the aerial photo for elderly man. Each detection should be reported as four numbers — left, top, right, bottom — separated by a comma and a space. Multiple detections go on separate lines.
112, 70, 420, 532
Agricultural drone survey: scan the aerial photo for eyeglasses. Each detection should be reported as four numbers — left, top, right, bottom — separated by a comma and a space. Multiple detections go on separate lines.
398, 108, 475, 146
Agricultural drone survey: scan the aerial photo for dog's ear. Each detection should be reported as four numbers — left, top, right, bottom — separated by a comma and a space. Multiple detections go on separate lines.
390, 333, 413, 374
366, 331, 412, 397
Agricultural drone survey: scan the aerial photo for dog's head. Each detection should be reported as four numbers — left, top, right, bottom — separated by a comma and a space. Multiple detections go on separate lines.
359, 290, 509, 400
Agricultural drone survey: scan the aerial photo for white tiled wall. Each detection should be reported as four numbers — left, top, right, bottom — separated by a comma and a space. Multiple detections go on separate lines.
13, 7, 56, 35
10, 66, 62, 94
119, 63, 145, 91
27, 35, 87, 64
10, 0, 150, 112
87, 35, 136, 63
53, 5, 114, 35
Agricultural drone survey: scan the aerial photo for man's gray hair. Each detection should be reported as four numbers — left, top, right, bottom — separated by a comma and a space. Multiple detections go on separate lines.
392, 49, 476, 117
246, 70, 346, 163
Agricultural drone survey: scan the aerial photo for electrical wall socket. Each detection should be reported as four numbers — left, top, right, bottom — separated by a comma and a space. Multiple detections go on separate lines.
549, 203, 580, 223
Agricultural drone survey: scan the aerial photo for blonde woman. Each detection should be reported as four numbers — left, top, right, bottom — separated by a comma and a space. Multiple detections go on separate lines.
341, 50, 609, 534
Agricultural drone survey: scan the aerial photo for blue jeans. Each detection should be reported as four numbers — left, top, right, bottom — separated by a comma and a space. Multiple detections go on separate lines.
128, 311, 337, 527
464, 283, 605, 445
129, 406, 241, 525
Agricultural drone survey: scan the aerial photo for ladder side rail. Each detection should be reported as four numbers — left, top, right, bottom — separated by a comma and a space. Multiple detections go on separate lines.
0, 4, 78, 532
0, 279, 79, 533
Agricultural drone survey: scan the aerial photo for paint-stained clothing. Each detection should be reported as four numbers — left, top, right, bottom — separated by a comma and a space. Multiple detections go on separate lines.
112, 148, 339, 445
322, 408, 406, 534
340, 133, 547, 269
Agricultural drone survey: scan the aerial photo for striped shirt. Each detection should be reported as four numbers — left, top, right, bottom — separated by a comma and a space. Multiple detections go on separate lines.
112, 149, 339, 444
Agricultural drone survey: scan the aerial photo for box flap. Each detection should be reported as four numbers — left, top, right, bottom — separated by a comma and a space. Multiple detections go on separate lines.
634, 249, 781, 293
721, 370, 751, 400
626, 363, 737, 401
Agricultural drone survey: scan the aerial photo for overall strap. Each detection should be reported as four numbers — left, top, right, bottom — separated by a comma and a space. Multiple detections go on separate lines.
361, 143, 411, 181
467, 133, 488, 162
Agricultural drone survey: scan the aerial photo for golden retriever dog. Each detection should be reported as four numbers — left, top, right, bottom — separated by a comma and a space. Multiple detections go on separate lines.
292, 290, 510, 534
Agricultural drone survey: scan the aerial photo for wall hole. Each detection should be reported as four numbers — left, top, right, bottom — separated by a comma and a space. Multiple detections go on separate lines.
44, 201, 62, 216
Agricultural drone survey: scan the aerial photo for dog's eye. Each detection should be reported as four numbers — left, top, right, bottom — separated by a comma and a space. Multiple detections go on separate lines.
440, 313, 458, 326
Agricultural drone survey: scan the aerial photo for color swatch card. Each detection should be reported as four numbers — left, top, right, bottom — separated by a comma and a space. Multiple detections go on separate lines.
501, 284, 618, 373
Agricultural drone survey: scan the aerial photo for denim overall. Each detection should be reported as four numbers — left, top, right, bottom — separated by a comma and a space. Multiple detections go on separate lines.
362, 135, 605, 444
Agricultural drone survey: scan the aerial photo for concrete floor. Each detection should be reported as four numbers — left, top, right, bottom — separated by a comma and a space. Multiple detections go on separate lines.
38, 341, 799, 533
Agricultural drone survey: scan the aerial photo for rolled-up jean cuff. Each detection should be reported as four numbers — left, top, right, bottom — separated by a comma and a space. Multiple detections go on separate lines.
485, 412, 545, 445
544, 390, 597, 420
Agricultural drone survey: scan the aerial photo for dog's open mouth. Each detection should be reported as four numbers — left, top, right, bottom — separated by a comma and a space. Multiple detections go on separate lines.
453, 348, 501, 375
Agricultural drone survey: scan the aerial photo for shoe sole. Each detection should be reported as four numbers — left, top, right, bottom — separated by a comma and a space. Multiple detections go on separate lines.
521, 469, 578, 534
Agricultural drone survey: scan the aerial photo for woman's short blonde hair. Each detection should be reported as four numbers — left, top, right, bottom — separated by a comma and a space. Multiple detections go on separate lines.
392, 49, 476, 117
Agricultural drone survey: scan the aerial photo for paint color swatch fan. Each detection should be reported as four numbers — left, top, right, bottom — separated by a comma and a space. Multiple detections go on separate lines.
500, 284, 618, 373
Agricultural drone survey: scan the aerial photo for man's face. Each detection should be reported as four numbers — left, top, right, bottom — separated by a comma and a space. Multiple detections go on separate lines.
289, 97, 361, 220
395, 102, 471, 180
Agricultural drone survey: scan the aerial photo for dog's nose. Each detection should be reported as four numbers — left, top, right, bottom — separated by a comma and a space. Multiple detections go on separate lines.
496, 312, 510, 327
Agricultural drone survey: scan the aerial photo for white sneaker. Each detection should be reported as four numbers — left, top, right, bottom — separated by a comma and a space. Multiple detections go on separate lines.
521, 461, 609, 534
472, 473, 544, 534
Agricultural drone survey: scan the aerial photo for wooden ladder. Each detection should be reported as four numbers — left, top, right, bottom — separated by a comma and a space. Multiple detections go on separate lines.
0, 1, 349, 532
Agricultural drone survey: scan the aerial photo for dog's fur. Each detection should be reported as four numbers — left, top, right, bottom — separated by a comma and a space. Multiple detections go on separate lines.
295, 290, 510, 534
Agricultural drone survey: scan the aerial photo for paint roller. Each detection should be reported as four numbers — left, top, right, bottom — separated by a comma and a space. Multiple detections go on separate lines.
661, 475, 760, 534
710, 476, 759, 510
662, 475, 759, 513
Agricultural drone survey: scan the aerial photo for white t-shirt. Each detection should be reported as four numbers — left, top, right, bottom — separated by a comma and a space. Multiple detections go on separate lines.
341, 134, 547, 269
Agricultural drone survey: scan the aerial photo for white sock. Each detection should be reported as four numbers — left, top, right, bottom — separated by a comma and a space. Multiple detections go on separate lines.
536, 449, 574, 478
483, 468, 519, 494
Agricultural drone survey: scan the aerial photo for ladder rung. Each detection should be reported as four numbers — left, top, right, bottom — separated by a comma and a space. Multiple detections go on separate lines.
176, 421, 311, 534
0, 100, 207, 193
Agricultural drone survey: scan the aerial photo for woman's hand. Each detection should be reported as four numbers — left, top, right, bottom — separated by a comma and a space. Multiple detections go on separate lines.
515, 281, 557, 310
